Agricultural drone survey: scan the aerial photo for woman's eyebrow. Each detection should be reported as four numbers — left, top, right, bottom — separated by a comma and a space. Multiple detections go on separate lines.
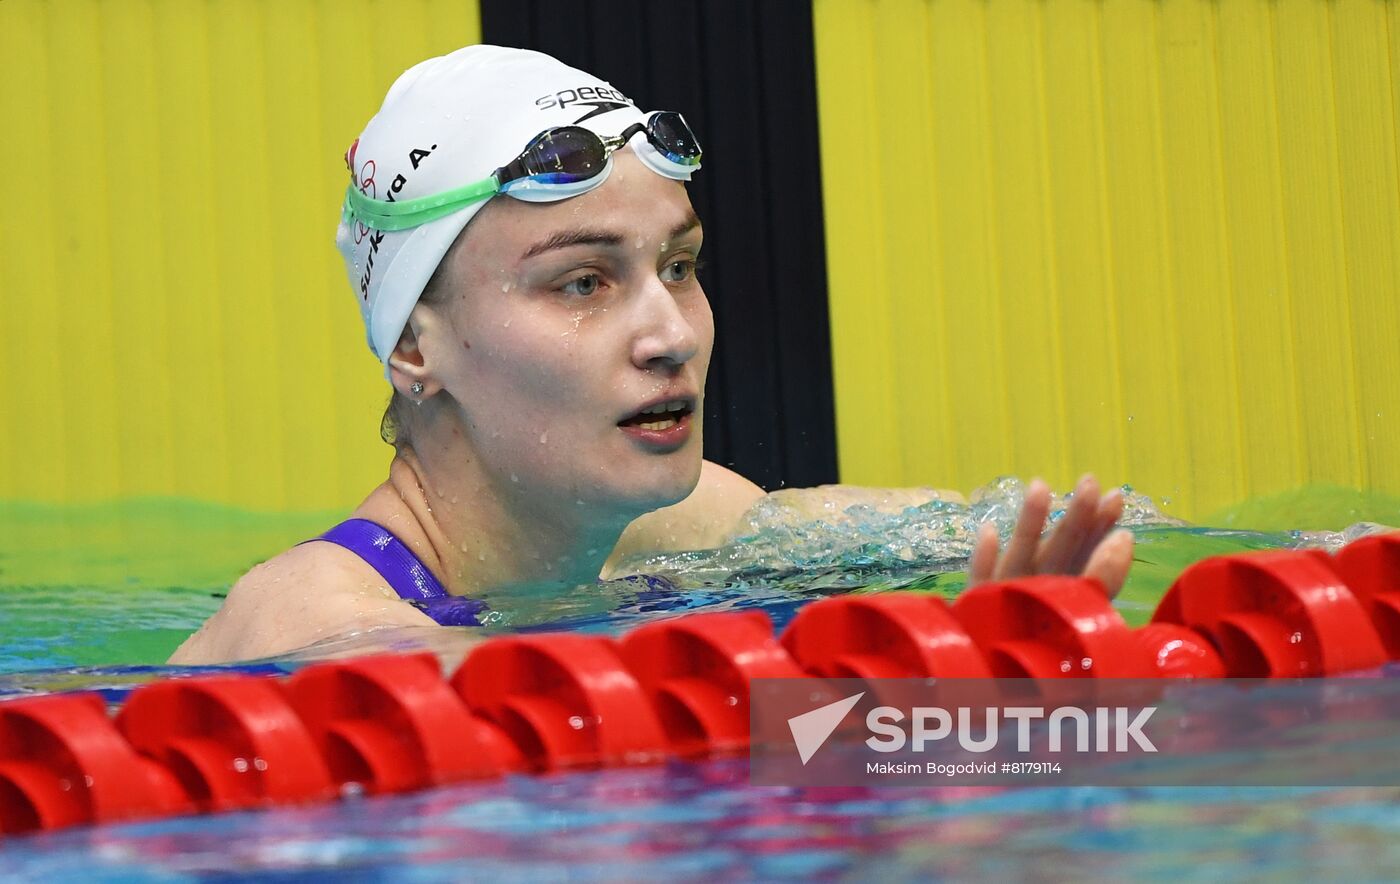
520, 212, 702, 261
520, 229, 624, 260
669, 212, 701, 241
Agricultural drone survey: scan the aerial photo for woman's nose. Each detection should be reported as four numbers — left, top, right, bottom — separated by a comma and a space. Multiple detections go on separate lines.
630, 278, 701, 370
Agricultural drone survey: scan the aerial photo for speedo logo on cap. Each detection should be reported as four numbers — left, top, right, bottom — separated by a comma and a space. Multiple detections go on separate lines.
535, 84, 633, 122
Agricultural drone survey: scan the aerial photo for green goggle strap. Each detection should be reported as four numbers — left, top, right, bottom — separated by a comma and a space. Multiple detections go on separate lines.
342, 175, 500, 232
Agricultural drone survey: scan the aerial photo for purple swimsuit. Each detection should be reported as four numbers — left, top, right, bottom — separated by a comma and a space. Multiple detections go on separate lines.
314, 519, 488, 626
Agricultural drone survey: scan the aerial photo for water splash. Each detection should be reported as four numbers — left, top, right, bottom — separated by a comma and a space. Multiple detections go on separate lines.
592, 478, 1392, 631
610, 477, 1187, 593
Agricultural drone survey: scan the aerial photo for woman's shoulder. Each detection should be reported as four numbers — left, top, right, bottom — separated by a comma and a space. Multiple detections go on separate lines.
603, 460, 766, 573
687, 460, 767, 525
167, 539, 435, 665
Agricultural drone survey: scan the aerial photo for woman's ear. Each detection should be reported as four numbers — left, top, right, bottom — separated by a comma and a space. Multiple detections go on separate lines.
387, 304, 444, 401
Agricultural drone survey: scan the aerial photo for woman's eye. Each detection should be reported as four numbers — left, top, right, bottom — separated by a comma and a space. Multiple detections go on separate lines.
561, 273, 601, 297
660, 259, 697, 283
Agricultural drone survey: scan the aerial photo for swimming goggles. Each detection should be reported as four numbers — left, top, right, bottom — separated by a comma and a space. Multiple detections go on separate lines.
344, 111, 702, 232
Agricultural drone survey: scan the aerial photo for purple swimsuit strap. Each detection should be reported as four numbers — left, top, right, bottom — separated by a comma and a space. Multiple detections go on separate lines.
311, 519, 487, 626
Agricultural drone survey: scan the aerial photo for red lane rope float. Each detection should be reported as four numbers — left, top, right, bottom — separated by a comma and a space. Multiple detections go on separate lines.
950, 576, 1147, 678
1152, 549, 1388, 677
1122, 623, 1226, 679
1328, 533, 1400, 658
618, 611, 805, 756
1, 532, 1398, 837
450, 634, 669, 771
0, 693, 187, 833
285, 652, 521, 794
781, 593, 991, 678
116, 676, 335, 812
951, 575, 1229, 679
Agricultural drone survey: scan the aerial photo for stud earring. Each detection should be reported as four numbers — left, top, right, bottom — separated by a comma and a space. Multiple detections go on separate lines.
410, 382, 425, 396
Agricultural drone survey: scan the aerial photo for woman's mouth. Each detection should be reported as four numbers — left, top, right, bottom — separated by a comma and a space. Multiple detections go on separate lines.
618, 399, 693, 428
618, 399, 695, 449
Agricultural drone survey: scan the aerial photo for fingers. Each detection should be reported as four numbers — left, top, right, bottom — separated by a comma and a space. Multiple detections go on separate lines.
968, 476, 1134, 593
1066, 487, 1124, 574
994, 479, 1051, 580
1035, 475, 1100, 574
1084, 529, 1135, 598
967, 522, 999, 587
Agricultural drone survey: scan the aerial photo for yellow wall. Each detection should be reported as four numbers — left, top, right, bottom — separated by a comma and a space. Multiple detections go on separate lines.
4, 0, 1397, 522
0, 0, 480, 511
815, 0, 1400, 520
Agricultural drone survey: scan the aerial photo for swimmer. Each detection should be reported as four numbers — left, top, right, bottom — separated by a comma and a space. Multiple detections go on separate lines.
170, 46, 1133, 664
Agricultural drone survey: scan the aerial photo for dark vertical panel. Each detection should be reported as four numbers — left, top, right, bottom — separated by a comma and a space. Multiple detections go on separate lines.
755, 0, 835, 486
696, 0, 784, 485
532, 3, 582, 63
480, 0, 837, 491
477, 2, 531, 49
588, 0, 648, 88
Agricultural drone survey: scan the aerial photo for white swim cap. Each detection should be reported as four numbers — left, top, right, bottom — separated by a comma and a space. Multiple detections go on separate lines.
336, 45, 665, 371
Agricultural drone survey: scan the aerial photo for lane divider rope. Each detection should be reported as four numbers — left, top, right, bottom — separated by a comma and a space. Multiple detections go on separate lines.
3, 533, 1398, 835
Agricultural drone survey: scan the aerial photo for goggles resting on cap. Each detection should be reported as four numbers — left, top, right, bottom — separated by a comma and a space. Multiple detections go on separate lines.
344, 111, 701, 232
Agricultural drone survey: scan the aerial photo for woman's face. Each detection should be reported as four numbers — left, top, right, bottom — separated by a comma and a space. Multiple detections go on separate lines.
422, 150, 714, 515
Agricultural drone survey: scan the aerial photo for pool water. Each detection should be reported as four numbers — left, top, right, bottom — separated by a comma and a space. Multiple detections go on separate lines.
0, 482, 1345, 676
4, 769, 1399, 880
2, 484, 1398, 879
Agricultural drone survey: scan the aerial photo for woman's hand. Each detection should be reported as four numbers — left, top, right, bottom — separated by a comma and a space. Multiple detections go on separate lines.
967, 475, 1135, 598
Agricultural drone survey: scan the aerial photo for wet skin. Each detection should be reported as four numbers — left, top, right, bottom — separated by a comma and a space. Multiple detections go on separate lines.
169, 152, 1132, 664
170, 151, 763, 664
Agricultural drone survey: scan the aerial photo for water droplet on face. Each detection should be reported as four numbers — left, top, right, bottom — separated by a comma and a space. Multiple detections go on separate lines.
503, 319, 512, 328
540, 432, 548, 444
478, 552, 486, 562
635, 238, 645, 249
501, 281, 512, 292
510, 473, 519, 483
